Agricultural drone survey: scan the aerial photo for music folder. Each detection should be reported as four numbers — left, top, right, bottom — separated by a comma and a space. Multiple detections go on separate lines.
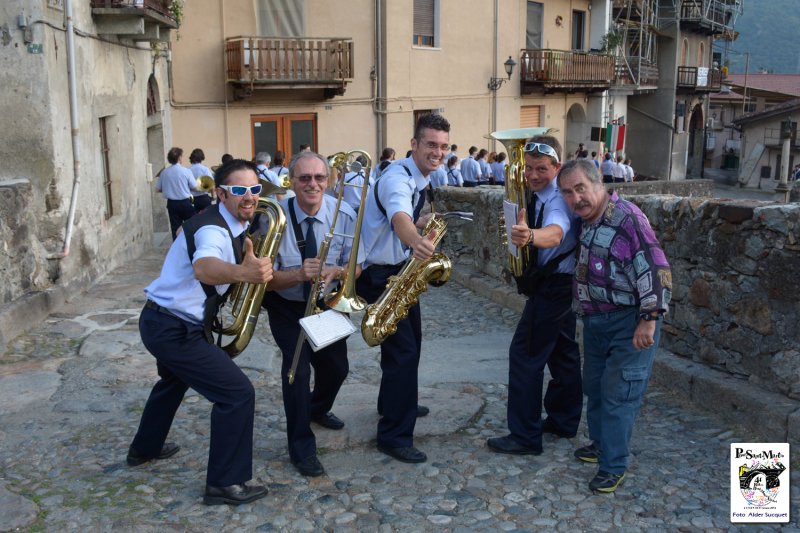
299, 309, 357, 352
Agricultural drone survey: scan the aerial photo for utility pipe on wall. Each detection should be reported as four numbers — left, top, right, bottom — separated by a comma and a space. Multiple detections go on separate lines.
61, 0, 81, 257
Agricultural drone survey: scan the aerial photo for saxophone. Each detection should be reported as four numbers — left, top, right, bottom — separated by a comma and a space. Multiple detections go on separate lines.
361, 216, 451, 347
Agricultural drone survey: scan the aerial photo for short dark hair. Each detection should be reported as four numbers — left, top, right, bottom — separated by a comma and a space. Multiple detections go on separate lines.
189, 148, 205, 164
497, 152, 507, 162
413, 113, 450, 140
214, 159, 258, 188
273, 150, 286, 166
167, 147, 183, 165
450, 144, 458, 151
221, 153, 233, 164
477, 149, 488, 159
448, 155, 458, 167
468, 146, 478, 155
380, 147, 395, 161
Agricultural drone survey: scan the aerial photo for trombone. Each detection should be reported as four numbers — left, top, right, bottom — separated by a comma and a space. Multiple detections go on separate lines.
287, 150, 371, 384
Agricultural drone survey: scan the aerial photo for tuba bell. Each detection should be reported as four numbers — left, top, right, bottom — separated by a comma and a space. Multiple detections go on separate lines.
490, 127, 559, 277
215, 196, 286, 357
197, 175, 215, 193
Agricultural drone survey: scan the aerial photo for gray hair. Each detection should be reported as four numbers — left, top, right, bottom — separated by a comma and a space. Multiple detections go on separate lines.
557, 159, 603, 188
254, 151, 271, 165
288, 151, 330, 177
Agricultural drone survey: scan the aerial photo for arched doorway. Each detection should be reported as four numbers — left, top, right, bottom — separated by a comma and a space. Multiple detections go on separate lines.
687, 103, 704, 178
146, 75, 169, 233
566, 103, 589, 158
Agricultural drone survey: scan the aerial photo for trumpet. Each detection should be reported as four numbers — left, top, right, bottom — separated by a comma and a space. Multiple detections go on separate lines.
286, 150, 371, 384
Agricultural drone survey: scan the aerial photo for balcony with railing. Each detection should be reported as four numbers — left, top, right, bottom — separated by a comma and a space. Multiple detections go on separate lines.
614, 57, 659, 89
677, 66, 723, 92
680, 0, 740, 37
90, 0, 177, 41
519, 49, 615, 94
225, 37, 354, 99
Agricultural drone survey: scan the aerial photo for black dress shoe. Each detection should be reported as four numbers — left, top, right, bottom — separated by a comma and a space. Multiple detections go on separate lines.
293, 455, 325, 477
311, 412, 345, 430
487, 435, 542, 456
377, 445, 427, 463
416, 405, 430, 417
203, 483, 268, 506
126, 442, 181, 466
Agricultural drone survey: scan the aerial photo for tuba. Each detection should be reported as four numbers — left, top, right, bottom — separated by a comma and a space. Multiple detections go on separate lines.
361, 216, 451, 347
216, 196, 286, 357
287, 150, 371, 383
490, 127, 559, 277
197, 175, 215, 193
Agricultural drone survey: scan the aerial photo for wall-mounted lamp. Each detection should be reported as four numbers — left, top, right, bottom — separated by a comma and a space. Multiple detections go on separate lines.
488, 56, 517, 91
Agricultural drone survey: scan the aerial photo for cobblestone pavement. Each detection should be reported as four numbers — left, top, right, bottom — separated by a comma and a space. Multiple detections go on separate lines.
0, 241, 798, 532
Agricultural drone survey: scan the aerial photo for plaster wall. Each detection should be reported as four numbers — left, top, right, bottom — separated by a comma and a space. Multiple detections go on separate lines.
0, 0, 169, 307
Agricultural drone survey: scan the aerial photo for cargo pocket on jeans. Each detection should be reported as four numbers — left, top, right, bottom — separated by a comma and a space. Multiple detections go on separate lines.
620, 366, 649, 403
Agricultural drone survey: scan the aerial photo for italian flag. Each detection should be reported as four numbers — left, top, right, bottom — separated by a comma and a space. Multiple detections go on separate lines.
605, 123, 626, 152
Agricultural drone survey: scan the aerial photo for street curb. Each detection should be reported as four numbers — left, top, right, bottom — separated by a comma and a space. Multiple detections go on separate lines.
450, 264, 800, 443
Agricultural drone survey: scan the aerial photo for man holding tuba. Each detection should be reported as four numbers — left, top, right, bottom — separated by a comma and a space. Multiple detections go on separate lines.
129, 159, 274, 506
487, 135, 583, 456
355, 113, 450, 464
262, 151, 365, 477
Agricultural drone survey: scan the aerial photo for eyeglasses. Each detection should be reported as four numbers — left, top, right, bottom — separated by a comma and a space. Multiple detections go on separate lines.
295, 174, 329, 183
219, 184, 263, 196
523, 142, 560, 163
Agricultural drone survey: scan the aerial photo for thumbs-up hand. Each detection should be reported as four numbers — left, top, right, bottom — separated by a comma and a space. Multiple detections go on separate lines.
240, 237, 273, 284
411, 229, 437, 260
511, 208, 532, 248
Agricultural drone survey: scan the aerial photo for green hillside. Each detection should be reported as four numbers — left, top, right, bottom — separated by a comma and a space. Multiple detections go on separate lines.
719, 0, 800, 74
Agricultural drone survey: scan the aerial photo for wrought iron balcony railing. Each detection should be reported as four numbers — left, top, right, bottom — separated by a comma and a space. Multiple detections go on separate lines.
225, 37, 354, 98
520, 49, 615, 94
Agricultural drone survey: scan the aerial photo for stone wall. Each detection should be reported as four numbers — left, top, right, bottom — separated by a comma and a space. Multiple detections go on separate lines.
434, 182, 800, 402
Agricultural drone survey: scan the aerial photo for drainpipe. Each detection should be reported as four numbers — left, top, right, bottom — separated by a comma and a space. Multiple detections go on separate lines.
490, 0, 499, 148
60, 0, 81, 257
375, 0, 384, 154
221, 0, 229, 153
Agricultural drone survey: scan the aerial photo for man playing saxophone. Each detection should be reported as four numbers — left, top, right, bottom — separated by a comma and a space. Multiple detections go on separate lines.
262, 151, 365, 477
129, 159, 273, 506
356, 113, 450, 464
487, 135, 583, 456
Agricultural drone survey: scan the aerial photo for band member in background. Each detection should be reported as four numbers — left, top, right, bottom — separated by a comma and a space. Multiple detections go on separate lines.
558, 159, 671, 493
156, 147, 198, 240
487, 135, 583, 457
189, 148, 214, 213
355, 113, 450, 464
129, 159, 273, 506
262, 151, 365, 477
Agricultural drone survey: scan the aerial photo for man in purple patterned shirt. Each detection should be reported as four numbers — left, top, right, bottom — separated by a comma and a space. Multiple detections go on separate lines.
558, 159, 672, 493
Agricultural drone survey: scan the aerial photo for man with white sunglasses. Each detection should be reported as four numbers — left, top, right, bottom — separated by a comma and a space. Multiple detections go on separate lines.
487, 135, 583, 459
129, 159, 274, 506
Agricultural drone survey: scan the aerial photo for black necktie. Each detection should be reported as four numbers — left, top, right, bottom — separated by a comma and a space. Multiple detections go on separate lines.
528, 193, 540, 266
303, 217, 318, 299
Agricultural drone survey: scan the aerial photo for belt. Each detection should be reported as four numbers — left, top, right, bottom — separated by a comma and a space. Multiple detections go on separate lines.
367, 262, 405, 273
144, 299, 182, 320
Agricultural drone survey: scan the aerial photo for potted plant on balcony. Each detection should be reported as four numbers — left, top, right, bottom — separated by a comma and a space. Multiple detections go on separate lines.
600, 30, 623, 55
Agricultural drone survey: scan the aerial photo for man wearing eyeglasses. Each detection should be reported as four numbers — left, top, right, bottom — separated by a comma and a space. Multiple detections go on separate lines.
262, 151, 365, 478
129, 159, 273, 506
356, 113, 450, 464
487, 135, 583, 458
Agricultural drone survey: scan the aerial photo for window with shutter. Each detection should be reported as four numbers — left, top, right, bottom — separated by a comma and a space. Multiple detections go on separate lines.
413, 0, 437, 47
520, 105, 542, 128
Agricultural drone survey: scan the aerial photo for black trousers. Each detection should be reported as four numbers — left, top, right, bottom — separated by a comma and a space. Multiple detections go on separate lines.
356, 265, 421, 448
262, 292, 349, 463
507, 275, 582, 449
166, 198, 196, 240
131, 306, 255, 486
602, 175, 613, 184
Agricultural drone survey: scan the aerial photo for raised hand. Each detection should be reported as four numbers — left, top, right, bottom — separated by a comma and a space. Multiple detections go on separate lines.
511, 208, 531, 248
240, 237, 273, 284
411, 229, 437, 261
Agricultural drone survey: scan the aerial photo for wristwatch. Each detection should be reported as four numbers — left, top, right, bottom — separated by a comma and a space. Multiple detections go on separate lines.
639, 312, 660, 322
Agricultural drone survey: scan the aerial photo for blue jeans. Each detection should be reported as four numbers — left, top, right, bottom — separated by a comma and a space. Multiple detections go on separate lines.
582, 307, 661, 475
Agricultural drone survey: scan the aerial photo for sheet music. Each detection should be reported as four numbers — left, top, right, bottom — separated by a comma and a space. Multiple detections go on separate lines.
299, 310, 357, 352
503, 200, 519, 258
